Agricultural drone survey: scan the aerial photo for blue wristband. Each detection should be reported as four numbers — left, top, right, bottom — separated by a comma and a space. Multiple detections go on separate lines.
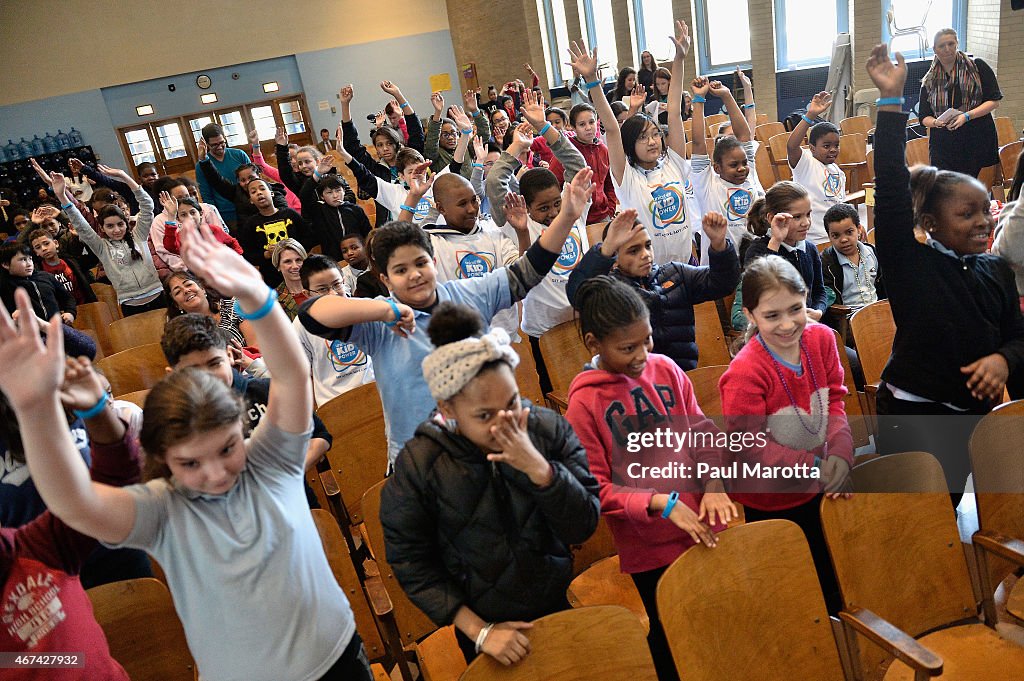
692, 95, 707, 104
661, 491, 680, 519
800, 114, 815, 126
72, 392, 109, 420
461, 128, 474, 135
964, 112, 972, 121
875, 96, 905, 107
400, 101, 410, 109
60, 202, 73, 210
742, 103, 756, 110
400, 204, 417, 213
233, 287, 277, 321
383, 298, 401, 327
537, 122, 552, 137
472, 162, 484, 168
584, 80, 602, 90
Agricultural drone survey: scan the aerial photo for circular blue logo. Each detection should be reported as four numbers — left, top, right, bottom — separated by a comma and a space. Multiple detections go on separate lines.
727, 189, 753, 219
557, 233, 581, 269
650, 184, 685, 227
458, 252, 492, 278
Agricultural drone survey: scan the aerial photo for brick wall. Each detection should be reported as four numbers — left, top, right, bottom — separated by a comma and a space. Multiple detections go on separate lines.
996, 0, 1024, 128
967, 0, 1002, 65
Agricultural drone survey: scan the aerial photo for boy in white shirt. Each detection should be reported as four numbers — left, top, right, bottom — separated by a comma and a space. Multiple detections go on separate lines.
787, 91, 847, 245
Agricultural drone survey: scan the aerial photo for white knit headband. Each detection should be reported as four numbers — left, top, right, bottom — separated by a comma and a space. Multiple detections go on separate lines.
422, 329, 521, 401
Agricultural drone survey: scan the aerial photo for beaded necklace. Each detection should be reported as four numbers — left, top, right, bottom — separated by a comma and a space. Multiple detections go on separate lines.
757, 335, 828, 451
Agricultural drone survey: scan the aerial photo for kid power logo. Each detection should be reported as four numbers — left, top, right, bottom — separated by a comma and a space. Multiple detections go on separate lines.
648, 183, 687, 228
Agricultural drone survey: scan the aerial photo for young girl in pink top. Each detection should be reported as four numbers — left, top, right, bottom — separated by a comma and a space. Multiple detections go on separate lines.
719, 255, 853, 612
565, 275, 735, 681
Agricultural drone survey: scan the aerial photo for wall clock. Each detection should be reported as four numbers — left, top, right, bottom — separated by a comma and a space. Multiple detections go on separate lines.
196, 75, 212, 89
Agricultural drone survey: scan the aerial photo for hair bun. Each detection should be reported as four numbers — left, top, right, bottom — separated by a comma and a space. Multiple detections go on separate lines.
427, 302, 484, 347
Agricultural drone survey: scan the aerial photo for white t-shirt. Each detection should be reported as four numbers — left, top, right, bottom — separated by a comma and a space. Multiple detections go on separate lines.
498, 215, 589, 338
293, 315, 375, 407
691, 140, 765, 264
340, 264, 365, 297
611, 147, 694, 265
792, 147, 846, 245
374, 169, 448, 225
427, 217, 521, 338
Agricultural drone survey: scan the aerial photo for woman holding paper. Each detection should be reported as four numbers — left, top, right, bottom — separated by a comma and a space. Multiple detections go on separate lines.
917, 28, 1002, 178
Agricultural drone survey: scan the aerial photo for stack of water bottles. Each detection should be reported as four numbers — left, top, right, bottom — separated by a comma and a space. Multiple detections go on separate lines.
1, 129, 84, 162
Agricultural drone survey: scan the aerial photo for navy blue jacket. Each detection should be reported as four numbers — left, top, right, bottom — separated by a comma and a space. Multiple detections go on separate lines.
744, 236, 828, 314
566, 241, 740, 370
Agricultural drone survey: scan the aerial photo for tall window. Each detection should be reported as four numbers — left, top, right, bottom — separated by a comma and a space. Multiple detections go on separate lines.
883, 0, 965, 59
633, 0, 674, 63
776, 0, 850, 70
694, 0, 752, 74
579, 0, 619, 77
538, 0, 572, 86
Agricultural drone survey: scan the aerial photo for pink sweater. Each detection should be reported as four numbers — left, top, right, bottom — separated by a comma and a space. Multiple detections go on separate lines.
718, 322, 853, 511
252, 151, 302, 212
565, 354, 726, 573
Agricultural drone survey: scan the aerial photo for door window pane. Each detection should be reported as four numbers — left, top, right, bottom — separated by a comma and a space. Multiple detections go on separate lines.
781, 0, 840, 67
583, 0, 618, 74
156, 122, 187, 160
218, 111, 247, 146
250, 105, 277, 141
189, 116, 214, 144
888, 0, 957, 58
638, 0, 674, 62
705, 0, 751, 68
125, 129, 156, 165
279, 100, 306, 135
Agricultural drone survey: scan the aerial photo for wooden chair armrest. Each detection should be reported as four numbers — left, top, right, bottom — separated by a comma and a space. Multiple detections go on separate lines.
844, 190, 866, 205
363, 571, 394, 617
973, 531, 1024, 567
840, 607, 943, 677
545, 391, 568, 412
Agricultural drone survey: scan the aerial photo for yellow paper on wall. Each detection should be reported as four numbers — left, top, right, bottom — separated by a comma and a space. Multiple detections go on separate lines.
429, 73, 452, 93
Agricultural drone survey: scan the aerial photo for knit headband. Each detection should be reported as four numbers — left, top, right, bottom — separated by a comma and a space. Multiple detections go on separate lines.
422, 329, 521, 401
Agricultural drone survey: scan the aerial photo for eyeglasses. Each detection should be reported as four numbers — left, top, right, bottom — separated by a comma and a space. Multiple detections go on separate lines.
308, 281, 347, 296
439, 130, 458, 139
207, 140, 227, 149
638, 132, 664, 143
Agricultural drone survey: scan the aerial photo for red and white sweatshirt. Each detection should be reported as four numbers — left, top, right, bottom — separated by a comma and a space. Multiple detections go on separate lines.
565, 353, 725, 574
718, 322, 853, 511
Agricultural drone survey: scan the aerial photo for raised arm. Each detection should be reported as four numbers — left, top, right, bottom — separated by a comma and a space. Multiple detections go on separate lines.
709, 80, 750, 142
787, 92, 832, 168
424, 92, 445, 162
486, 124, 535, 227
449, 106, 474, 167
98, 165, 154, 239
0, 290, 137, 544
666, 20, 692, 157
567, 42, 627, 185
274, 127, 304, 195
690, 77, 711, 156
736, 67, 757, 132
180, 220, 310, 433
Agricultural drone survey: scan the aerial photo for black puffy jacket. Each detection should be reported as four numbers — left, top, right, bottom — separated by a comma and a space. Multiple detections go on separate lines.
380, 402, 600, 626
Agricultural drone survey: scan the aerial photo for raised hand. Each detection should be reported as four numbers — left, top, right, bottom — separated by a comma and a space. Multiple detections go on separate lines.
159, 190, 178, 219
405, 162, 435, 201
374, 111, 387, 129
339, 85, 354, 104
0, 289, 65, 411
524, 62, 537, 76
670, 19, 691, 60
180, 219, 265, 302
600, 208, 643, 257
430, 92, 445, 117
316, 154, 335, 176
248, 128, 259, 146
380, 80, 402, 100
865, 43, 907, 99
462, 89, 479, 113
29, 158, 53, 185
58, 356, 107, 412
275, 126, 289, 146
566, 41, 599, 81
629, 85, 646, 111
68, 157, 85, 175
472, 135, 486, 162
335, 123, 345, 154
769, 212, 793, 246
708, 80, 729, 97
504, 193, 529, 234
49, 172, 67, 202
702, 211, 729, 252
197, 138, 208, 161
96, 164, 128, 180
560, 167, 595, 222
449, 105, 472, 133
519, 88, 546, 132
735, 66, 752, 91
691, 76, 710, 97
806, 91, 833, 119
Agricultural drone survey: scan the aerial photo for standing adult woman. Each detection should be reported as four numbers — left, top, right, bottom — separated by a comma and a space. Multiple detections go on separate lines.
917, 28, 1002, 178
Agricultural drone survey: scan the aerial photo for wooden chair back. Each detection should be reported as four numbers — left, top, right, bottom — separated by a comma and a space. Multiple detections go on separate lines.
851, 450, 949, 493
768, 132, 794, 181
694, 300, 731, 367
109, 308, 167, 353
704, 113, 728, 137
1000, 140, 1022, 187
316, 382, 389, 527
461, 606, 656, 681
361, 480, 438, 645
538, 320, 590, 398
414, 626, 467, 681
866, 148, 874, 181
87, 578, 196, 681
754, 122, 785, 146
90, 282, 122, 319
754, 142, 776, 185
905, 137, 930, 166
822, 452, 977, 678
685, 365, 728, 427
969, 400, 1024, 592
831, 329, 870, 448
95, 343, 169, 396
78, 328, 104, 361
657, 520, 844, 680
310, 509, 387, 660
569, 515, 617, 577
837, 132, 868, 192
115, 389, 150, 409
567, 556, 649, 631
995, 116, 1018, 147
72, 301, 115, 356
511, 338, 545, 406
755, 113, 769, 127
840, 115, 872, 137
848, 300, 894, 387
